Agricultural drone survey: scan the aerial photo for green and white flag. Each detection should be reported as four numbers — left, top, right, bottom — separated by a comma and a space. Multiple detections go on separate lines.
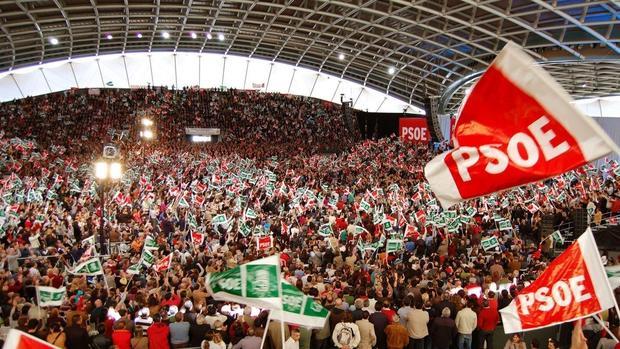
498, 220, 512, 231
447, 218, 460, 233
187, 213, 198, 229
244, 208, 257, 220
141, 249, 155, 267
212, 214, 228, 226
605, 265, 620, 291
70, 258, 103, 275
481, 236, 500, 252
144, 236, 159, 250
81, 235, 96, 247
205, 254, 282, 310
359, 199, 371, 212
36, 286, 66, 307
239, 223, 252, 237
386, 239, 403, 253
443, 210, 457, 219
465, 206, 477, 217
318, 223, 333, 237
178, 197, 190, 208
352, 225, 368, 236
271, 280, 329, 328
551, 230, 564, 245
127, 263, 141, 275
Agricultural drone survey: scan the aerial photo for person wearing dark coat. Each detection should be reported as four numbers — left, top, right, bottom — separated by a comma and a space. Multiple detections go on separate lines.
369, 302, 389, 349
430, 308, 457, 349
65, 314, 91, 349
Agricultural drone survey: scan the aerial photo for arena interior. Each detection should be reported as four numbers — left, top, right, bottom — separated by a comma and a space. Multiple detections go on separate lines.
0, 1, 619, 349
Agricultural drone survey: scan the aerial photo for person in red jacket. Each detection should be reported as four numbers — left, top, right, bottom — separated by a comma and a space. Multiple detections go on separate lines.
112, 320, 132, 349
476, 299, 498, 349
147, 314, 171, 349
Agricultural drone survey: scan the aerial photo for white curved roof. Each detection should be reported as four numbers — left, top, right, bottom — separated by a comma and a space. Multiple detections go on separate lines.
0, 52, 425, 114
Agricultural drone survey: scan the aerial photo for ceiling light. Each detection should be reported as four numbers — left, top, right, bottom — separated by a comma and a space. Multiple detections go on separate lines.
206, 32, 213, 40
218, 33, 225, 41
106, 34, 113, 40
191, 32, 197, 39
388, 67, 395, 75
136, 33, 143, 38
338, 53, 345, 61
49, 37, 59, 45
162, 31, 170, 39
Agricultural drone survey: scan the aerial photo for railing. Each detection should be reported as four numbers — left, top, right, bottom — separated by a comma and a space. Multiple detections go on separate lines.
552, 210, 620, 251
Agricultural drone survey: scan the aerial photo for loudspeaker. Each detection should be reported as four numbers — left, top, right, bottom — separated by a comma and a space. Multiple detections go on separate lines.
541, 214, 554, 237
424, 96, 443, 143
573, 208, 588, 236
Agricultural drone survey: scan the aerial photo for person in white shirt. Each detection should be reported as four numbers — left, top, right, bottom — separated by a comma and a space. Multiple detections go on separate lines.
284, 328, 301, 349
455, 300, 478, 349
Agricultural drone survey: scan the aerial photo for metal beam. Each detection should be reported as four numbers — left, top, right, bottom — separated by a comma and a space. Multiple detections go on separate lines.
530, 0, 620, 55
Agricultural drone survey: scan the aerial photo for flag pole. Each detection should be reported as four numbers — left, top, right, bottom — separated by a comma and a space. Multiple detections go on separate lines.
259, 310, 272, 349
277, 253, 286, 349
592, 314, 619, 343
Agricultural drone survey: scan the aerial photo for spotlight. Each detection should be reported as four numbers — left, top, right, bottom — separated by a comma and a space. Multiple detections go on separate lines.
162, 31, 170, 39
141, 118, 153, 127
49, 37, 59, 45
136, 33, 143, 38
206, 33, 213, 40
388, 67, 395, 75
218, 33, 225, 41
106, 34, 113, 40
338, 53, 345, 61
140, 130, 154, 139
191, 32, 197, 39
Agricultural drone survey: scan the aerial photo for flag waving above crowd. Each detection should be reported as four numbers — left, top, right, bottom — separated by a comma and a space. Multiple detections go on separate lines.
425, 42, 619, 208
500, 228, 617, 333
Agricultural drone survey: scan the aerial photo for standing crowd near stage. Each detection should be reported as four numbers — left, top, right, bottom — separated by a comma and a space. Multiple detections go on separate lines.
0, 87, 618, 349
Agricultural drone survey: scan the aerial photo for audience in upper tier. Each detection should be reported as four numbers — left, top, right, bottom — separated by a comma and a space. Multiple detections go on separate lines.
0, 87, 618, 349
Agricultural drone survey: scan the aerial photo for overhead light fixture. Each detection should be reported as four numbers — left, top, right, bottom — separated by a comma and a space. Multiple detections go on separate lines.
191, 32, 197, 39
206, 32, 213, 40
218, 33, 225, 41
388, 67, 395, 75
49, 37, 59, 45
136, 33, 143, 38
338, 53, 345, 61
141, 118, 154, 126
106, 34, 113, 40
162, 31, 170, 39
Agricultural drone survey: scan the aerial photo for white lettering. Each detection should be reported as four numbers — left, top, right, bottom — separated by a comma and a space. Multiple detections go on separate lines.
551, 280, 572, 306
507, 132, 539, 168
534, 287, 554, 312
569, 275, 592, 303
452, 147, 479, 182
518, 293, 535, 315
528, 116, 570, 161
518, 275, 592, 315
480, 145, 509, 174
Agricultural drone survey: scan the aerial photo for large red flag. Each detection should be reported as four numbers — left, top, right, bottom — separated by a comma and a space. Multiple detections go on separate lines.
425, 42, 618, 208
3, 329, 58, 349
500, 228, 617, 333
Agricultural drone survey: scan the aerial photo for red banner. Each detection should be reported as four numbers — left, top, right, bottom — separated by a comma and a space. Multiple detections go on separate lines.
425, 42, 618, 208
500, 229, 616, 333
257, 236, 272, 251
399, 118, 430, 144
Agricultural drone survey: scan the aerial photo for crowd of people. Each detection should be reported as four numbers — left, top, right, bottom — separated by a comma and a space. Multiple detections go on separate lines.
0, 87, 618, 349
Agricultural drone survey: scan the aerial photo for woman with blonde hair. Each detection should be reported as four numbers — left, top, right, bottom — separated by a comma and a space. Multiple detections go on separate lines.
202, 331, 226, 349
46, 323, 66, 348
504, 333, 527, 349
130, 326, 148, 349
